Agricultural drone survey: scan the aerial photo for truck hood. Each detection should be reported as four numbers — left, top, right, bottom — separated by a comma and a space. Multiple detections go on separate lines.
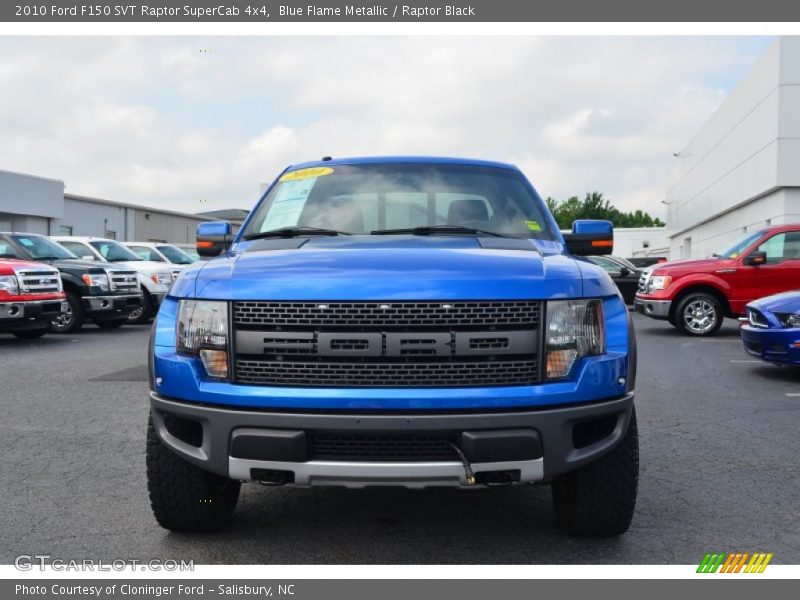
651, 257, 734, 274
176, 236, 610, 301
110, 260, 173, 274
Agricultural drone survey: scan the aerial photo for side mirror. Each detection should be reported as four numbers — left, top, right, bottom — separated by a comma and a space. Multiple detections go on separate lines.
744, 251, 767, 266
619, 266, 631, 277
564, 220, 614, 256
197, 221, 232, 258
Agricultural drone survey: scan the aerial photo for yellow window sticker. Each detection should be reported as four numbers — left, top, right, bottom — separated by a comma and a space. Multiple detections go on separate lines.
525, 220, 542, 232
279, 167, 334, 182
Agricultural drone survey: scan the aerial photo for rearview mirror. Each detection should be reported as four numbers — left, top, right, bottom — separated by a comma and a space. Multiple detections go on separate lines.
744, 251, 767, 266
564, 220, 614, 256
197, 221, 232, 257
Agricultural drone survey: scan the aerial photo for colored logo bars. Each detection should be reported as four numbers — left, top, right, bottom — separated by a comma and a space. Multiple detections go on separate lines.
697, 552, 773, 573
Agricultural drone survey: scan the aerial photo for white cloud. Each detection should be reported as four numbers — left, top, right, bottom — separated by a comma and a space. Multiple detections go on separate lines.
0, 36, 771, 220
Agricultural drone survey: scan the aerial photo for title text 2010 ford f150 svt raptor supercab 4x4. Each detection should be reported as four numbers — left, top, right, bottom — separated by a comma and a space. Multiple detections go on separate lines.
147, 157, 638, 537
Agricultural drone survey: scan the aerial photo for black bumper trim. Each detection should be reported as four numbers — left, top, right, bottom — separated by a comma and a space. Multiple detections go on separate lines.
149, 391, 634, 481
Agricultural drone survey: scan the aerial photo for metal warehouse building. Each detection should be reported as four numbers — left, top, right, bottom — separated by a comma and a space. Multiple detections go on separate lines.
666, 36, 800, 259
0, 168, 245, 243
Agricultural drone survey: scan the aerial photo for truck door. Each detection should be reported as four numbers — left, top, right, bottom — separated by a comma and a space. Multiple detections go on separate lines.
739, 231, 800, 304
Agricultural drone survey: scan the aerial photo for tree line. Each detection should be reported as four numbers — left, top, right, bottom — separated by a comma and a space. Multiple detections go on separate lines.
545, 192, 666, 229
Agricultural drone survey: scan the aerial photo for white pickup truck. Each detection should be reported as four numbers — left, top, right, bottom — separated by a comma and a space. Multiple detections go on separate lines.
52, 236, 177, 324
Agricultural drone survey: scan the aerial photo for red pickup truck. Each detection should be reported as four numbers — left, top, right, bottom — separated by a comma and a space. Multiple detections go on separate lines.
634, 224, 800, 336
0, 258, 66, 339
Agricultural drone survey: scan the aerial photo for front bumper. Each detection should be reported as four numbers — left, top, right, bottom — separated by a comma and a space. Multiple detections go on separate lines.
149, 391, 635, 487
83, 293, 142, 317
634, 296, 671, 319
740, 324, 800, 366
0, 299, 68, 330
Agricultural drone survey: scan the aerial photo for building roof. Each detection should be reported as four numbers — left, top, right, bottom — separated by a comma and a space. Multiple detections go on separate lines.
64, 193, 221, 222
195, 208, 250, 221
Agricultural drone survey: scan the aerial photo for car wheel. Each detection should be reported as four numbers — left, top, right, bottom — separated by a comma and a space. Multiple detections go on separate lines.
552, 408, 639, 537
676, 292, 723, 336
127, 290, 153, 324
12, 328, 48, 339
146, 415, 240, 532
50, 291, 85, 334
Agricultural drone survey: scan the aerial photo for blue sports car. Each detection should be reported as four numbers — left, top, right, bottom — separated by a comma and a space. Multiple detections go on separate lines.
740, 291, 800, 366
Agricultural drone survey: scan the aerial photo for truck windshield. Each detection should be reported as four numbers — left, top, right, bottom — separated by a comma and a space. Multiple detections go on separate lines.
11, 235, 77, 260
89, 240, 142, 262
717, 230, 764, 259
156, 245, 194, 264
244, 163, 557, 240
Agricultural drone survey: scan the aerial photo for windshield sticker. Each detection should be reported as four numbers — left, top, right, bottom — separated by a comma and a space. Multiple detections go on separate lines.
525, 220, 542, 232
260, 177, 318, 231
18, 238, 35, 247
279, 166, 334, 182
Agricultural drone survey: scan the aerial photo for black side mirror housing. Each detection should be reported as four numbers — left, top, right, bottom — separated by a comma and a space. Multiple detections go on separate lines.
197, 221, 233, 257
744, 250, 767, 266
564, 220, 614, 256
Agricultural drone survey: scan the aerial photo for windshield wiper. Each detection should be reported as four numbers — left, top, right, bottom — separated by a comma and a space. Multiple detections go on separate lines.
243, 226, 351, 240
371, 225, 508, 238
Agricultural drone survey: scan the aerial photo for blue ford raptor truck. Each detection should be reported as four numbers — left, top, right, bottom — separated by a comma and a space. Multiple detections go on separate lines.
146, 157, 638, 536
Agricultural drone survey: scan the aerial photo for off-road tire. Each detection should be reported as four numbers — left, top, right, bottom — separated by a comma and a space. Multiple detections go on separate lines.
552, 408, 639, 537
12, 328, 48, 339
146, 415, 240, 532
675, 292, 724, 336
49, 290, 85, 333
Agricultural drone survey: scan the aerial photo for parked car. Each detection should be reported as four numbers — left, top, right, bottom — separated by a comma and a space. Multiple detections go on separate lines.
584, 255, 642, 305
146, 156, 638, 537
627, 256, 667, 268
635, 224, 800, 336
52, 236, 177, 324
0, 232, 142, 333
123, 241, 198, 266
740, 291, 800, 367
0, 256, 66, 338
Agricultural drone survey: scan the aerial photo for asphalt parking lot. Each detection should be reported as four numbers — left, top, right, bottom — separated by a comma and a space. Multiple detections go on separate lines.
2, 313, 799, 565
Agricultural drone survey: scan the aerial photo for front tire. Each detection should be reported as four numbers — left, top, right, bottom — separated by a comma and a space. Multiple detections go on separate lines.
146, 415, 240, 532
552, 408, 639, 537
675, 292, 723, 336
127, 290, 154, 324
50, 291, 85, 333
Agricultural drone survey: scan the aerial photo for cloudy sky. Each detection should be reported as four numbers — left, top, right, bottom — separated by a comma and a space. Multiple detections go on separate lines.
0, 36, 773, 218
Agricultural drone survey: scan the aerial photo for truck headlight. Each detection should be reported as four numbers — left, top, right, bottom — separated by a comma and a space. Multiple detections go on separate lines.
151, 272, 173, 286
776, 313, 800, 329
648, 275, 672, 292
545, 299, 604, 379
82, 273, 109, 292
0, 275, 20, 296
177, 300, 229, 379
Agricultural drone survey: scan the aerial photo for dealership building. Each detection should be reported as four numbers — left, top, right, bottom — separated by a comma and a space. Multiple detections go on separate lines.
666, 36, 800, 259
0, 168, 246, 243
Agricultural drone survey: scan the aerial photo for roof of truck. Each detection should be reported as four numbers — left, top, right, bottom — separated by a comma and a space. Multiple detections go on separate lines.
285, 156, 520, 172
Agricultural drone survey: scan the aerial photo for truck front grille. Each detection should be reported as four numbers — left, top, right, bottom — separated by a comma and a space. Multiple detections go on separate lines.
17, 270, 61, 294
637, 270, 650, 294
231, 300, 542, 388
309, 432, 458, 461
108, 271, 139, 292
234, 300, 540, 328
234, 358, 539, 388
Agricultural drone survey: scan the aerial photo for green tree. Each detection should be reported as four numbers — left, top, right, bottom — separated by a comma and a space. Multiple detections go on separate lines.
547, 192, 665, 229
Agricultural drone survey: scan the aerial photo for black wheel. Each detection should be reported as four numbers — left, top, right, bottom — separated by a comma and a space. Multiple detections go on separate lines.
146, 415, 240, 532
675, 292, 723, 336
127, 289, 153, 324
552, 408, 639, 537
50, 290, 85, 333
12, 328, 48, 339
95, 320, 124, 330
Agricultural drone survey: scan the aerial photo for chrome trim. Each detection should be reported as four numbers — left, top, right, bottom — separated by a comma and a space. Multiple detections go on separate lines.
227, 456, 544, 488
12, 267, 62, 294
